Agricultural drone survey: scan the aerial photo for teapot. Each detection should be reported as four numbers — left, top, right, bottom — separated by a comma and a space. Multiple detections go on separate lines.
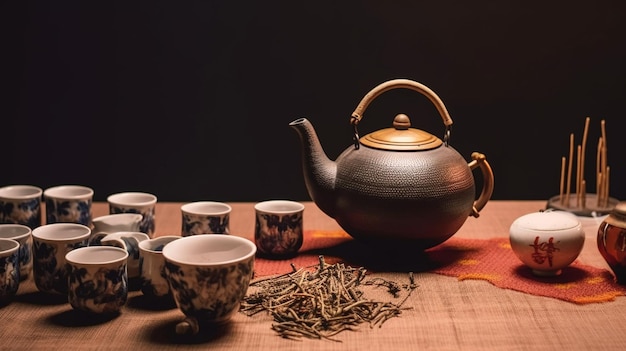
289, 79, 494, 250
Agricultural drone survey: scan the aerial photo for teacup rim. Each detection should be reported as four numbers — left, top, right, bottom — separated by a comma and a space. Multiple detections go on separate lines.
0, 238, 20, 255
107, 192, 157, 207
254, 200, 305, 214
0, 224, 32, 239
0, 185, 43, 199
181, 201, 232, 216
66, 245, 128, 265
32, 223, 91, 241
162, 235, 256, 266
43, 185, 94, 200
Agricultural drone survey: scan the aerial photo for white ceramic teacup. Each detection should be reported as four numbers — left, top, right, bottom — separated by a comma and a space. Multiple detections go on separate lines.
32, 223, 91, 295
66, 246, 129, 314
0, 224, 33, 280
163, 234, 256, 335
181, 201, 231, 236
43, 185, 94, 226
0, 238, 20, 304
254, 200, 304, 258
107, 192, 157, 238
0, 185, 43, 229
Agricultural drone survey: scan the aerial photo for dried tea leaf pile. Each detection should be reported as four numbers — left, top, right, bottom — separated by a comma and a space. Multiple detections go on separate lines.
240, 256, 417, 341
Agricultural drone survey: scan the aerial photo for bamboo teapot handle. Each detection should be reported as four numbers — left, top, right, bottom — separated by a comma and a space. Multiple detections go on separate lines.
350, 79, 453, 148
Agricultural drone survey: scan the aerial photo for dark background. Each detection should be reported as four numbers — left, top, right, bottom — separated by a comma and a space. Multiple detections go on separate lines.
2, 1, 625, 204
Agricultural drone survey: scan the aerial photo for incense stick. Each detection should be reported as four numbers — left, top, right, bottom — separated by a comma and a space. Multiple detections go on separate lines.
576, 145, 582, 207
578, 117, 590, 206
560, 156, 566, 205
565, 133, 574, 207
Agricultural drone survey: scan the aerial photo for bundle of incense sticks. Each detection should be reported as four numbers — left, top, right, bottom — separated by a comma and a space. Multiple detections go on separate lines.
559, 117, 610, 208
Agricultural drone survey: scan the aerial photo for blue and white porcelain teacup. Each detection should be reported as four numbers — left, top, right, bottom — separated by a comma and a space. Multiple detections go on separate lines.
0, 238, 20, 304
66, 245, 128, 314
90, 231, 149, 280
163, 234, 256, 335
43, 185, 94, 227
181, 201, 231, 236
254, 200, 304, 258
0, 185, 43, 230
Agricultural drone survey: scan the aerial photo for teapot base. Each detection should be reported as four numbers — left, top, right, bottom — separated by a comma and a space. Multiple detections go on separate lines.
344, 232, 454, 253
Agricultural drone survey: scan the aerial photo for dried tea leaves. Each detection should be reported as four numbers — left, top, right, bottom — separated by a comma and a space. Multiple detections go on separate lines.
240, 256, 417, 342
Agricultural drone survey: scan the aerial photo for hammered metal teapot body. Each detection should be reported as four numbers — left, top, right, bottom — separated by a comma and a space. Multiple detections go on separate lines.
289, 79, 494, 250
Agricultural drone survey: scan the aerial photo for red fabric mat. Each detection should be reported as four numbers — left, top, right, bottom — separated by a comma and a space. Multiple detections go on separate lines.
254, 230, 626, 304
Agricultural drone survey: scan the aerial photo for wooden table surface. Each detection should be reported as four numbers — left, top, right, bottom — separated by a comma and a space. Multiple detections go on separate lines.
2, 200, 625, 350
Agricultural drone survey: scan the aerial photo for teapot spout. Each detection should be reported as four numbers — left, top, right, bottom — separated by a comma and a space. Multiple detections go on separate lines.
289, 118, 337, 218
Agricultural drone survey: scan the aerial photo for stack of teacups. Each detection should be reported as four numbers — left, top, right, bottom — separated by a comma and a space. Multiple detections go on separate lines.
0, 224, 33, 281
0, 185, 168, 315
0, 184, 98, 306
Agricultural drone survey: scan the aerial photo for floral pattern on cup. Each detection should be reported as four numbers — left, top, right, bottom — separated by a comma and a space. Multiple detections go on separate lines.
181, 201, 231, 236
139, 236, 180, 301
0, 185, 43, 229
44, 185, 93, 226
32, 223, 91, 295
165, 260, 254, 324
182, 214, 229, 236
0, 224, 33, 280
254, 200, 304, 257
107, 192, 157, 238
66, 246, 128, 314
45, 199, 92, 226
0, 239, 20, 303
33, 240, 86, 294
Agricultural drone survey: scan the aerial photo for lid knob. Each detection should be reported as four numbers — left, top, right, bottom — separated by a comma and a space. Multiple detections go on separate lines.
393, 114, 411, 130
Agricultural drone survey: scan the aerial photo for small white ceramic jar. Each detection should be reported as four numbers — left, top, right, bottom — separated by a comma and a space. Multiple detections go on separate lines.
509, 210, 584, 276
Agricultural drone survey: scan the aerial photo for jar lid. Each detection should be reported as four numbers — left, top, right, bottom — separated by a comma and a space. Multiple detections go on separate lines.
360, 114, 443, 151
512, 211, 580, 231
605, 201, 626, 228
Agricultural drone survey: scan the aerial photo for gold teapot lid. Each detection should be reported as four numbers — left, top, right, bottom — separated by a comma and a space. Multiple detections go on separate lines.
360, 114, 443, 151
